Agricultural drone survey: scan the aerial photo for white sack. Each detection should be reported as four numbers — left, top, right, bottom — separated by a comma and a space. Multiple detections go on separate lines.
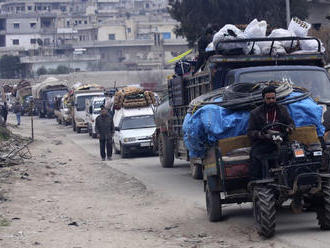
300, 38, 326, 53
268, 28, 297, 49
213, 24, 251, 52
244, 19, 267, 38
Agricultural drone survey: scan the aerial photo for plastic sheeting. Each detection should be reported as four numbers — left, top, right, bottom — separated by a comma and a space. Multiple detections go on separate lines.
183, 93, 325, 158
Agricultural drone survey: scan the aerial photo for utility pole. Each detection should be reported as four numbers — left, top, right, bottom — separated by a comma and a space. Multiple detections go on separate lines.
286, 0, 291, 27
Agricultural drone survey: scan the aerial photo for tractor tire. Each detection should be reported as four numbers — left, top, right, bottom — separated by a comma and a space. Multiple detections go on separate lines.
317, 179, 330, 230
158, 132, 174, 168
190, 161, 203, 180
206, 186, 222, 222
253, 187, 276, 238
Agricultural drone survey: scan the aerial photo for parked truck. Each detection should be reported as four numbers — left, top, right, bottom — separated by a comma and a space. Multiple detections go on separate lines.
154, 36, 330, 180
32, 77, 68, 118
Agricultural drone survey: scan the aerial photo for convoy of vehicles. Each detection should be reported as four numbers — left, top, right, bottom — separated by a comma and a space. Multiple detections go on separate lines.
113, 106, 156, 158
86, 96, 105, 138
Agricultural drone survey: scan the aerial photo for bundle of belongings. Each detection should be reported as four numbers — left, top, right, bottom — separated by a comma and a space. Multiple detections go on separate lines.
114, 86, 156, 110
210, 17, 325, 56
183, 81, 325, 158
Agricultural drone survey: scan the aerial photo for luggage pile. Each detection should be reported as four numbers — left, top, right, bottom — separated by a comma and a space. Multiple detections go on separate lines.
211, 17, 325, 56
114, 86, 156, 109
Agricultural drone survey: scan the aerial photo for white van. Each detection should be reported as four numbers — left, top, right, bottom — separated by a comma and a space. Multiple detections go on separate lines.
72, 90, 104, 133
86, 96, 105, 138
113, 107, 156, 158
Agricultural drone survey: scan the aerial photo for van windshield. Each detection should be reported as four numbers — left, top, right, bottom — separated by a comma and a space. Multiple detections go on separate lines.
76, 94, 102, 111
238, 70, 330, 102
121, 115, 155, 130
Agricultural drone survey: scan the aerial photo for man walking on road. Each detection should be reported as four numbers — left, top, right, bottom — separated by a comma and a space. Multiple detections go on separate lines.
95, 105, 114, 161
13, 101, 22, 126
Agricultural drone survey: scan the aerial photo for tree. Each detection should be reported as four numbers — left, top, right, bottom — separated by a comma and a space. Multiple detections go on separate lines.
55, 65, 70, 74
0, 55, 22, 78
37, 66, 47, 75
168, 0, 309, 47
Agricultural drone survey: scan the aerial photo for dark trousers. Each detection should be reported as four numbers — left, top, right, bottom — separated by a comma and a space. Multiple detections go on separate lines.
99, 138, 112, 159
249, 142, 277, 179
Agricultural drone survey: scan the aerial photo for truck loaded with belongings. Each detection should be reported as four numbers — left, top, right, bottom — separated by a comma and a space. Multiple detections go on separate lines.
153, 18, 330, 181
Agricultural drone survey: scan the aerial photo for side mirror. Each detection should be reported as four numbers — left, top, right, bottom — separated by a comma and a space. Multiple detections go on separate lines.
115, 127, 120, 131
89, 105, 92, 114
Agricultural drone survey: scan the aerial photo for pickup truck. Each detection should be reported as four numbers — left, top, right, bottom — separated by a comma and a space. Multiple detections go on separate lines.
154, 36, 330, 179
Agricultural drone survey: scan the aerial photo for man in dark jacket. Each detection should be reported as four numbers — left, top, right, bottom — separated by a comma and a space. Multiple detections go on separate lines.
95, 106, 114, 161
1, 102, 8, 125
247, 86, 295, 180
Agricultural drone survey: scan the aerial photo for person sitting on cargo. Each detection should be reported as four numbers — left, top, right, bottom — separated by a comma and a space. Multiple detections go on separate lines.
247, 86, 295, 180
193, 25, 218, 74
95, 105, 114, 161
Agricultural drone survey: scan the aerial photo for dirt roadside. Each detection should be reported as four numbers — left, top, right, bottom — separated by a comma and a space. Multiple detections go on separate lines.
0, 116, 289, 248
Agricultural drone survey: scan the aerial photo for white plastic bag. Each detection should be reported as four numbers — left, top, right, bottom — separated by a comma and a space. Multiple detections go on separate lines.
212, 24, 251, 53
300, 38, 325, 52
244, 19, 267, 38
288, 17, 311, 37
268, 28, 296, 49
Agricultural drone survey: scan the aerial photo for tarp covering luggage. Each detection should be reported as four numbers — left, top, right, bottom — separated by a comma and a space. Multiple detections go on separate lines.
183, 92, 325, 158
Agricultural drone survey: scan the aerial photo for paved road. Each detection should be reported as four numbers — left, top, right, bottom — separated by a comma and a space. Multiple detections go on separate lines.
17, 116, 330, 247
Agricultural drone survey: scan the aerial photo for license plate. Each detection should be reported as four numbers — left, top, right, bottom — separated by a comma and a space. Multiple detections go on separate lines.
140, 142, 150, 147
294, 149, 305, 158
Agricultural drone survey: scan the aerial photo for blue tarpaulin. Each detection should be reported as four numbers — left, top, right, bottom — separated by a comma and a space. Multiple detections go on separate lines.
183, 93, 325, 158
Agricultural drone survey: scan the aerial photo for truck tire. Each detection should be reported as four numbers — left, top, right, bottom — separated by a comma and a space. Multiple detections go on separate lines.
190, 161, 203, 180
253, 187, 276, 238
206, 186, 222, 222
317, 178, 330, 230
158, 133, 174, 168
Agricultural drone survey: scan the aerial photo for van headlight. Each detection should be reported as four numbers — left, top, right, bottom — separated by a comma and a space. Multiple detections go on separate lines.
124, 137, 136, 142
